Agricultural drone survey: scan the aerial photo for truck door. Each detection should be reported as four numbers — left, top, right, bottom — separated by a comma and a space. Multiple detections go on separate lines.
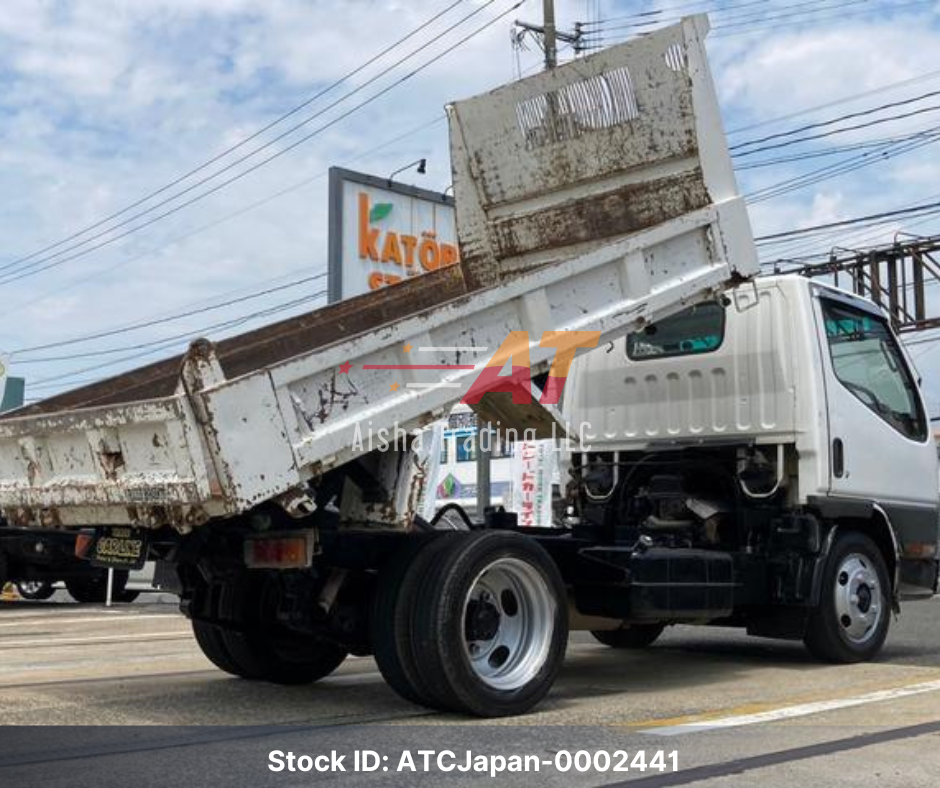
815, 292, 936, 509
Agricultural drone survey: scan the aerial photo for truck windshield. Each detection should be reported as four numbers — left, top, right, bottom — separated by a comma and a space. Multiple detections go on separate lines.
821, 298, 927, 442
626, 302, 725, 360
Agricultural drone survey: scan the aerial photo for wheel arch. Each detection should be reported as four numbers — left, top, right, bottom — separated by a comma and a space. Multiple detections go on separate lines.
810, 500, 901, 608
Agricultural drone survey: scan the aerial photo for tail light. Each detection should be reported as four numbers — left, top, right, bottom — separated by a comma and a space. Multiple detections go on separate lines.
244, 532, 316, 569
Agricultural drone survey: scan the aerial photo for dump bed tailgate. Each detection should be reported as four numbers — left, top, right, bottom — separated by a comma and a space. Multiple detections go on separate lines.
0, 395, 225, 528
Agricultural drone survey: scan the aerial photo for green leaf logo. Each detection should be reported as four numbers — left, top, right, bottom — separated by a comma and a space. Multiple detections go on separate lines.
369, 202, 393, 223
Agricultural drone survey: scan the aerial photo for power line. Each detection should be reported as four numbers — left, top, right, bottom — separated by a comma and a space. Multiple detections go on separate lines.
743, 132, 940, 205
584, 0, 934, 47
713, 0, 933, 37
728, 68, 940, 136
0, 0, 466, 277
10, 272, 328, 358
730, 87, 940, 152
28, 290, 329, 388
0, 0, 523, 287
755, 200, 940, 244
581, 0, 774, 29
759, 204, 940, 264
0, 0, 494, 281
715, 0, 871, 31
4, 114, 445, 319
20, 289, 329, 367
731, 101, 940, 158
580, 0, 862, 43
735, 127, 940, 169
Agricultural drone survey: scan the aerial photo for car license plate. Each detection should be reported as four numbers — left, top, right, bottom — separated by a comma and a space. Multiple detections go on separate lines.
89, 527, 149, 570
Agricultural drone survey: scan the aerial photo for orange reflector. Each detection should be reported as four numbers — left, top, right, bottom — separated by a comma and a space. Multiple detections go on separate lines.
75, 532, 94, 559
903, 542, 938, 559
245, 536, 309, 569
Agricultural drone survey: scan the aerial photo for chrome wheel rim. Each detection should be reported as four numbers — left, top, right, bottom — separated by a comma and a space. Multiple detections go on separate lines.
461, 557, 555, 691
17, 581, 48, 597
834, 552, 884, 644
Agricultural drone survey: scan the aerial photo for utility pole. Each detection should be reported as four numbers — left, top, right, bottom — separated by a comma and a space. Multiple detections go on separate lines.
543, 0, 558, 69
513, 0, 583, 71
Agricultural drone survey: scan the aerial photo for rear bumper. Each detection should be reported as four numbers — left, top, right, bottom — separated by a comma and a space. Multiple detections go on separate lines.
0, 527, 79, 566
0, 527, 103, 582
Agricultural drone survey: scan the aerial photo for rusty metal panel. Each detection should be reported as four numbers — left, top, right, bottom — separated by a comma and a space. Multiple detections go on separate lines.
0, 396, 221, 528
448, 15, 742, 288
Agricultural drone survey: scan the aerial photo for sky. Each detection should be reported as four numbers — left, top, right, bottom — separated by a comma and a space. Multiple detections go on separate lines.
3, 0, 940, 410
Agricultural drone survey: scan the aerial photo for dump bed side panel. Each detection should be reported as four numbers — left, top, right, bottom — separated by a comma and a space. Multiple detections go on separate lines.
202, 205, 748, 508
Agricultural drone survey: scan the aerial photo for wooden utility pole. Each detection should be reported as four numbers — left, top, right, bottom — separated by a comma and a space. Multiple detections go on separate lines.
543, 0, 558, 69
514, 0, 583, 71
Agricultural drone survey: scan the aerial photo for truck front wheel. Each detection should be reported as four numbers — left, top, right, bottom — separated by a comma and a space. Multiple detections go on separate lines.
804, 531, 890, 663
410, 531, 568, 717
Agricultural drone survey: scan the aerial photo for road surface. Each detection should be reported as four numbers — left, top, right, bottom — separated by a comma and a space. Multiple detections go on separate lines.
0, 593, 938, 786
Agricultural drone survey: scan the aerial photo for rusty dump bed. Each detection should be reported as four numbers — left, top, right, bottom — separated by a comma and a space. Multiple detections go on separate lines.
0, 16, 759, 529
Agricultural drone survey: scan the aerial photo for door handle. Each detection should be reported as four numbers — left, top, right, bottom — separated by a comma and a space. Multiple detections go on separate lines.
832, 438, 845, 478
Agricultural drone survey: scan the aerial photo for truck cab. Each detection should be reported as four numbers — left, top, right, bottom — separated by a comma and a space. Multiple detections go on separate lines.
563, 275, 939, 658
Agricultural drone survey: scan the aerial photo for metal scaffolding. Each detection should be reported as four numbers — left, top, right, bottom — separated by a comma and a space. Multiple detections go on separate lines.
796, 236, 940, 334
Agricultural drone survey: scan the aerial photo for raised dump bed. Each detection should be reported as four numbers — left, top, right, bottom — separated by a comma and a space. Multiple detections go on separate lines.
0, 15, 757, 529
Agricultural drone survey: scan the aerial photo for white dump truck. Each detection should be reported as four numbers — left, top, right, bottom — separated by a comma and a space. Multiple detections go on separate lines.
0, 17, 936, 717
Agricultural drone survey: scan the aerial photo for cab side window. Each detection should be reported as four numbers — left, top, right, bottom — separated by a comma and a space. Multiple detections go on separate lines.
626, 302, 725, 360
821, 298, 927, 442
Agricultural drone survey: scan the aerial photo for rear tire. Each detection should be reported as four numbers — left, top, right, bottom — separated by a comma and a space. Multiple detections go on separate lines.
591, 623, 665, 649
191, 581, 244, 676
371, 534, 453, 708
804, 531, 890, 663
410, 531, 568, 717
196, 573, 348, 685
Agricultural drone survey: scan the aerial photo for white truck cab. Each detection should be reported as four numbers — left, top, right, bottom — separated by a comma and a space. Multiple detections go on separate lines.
564, 275, 938, 647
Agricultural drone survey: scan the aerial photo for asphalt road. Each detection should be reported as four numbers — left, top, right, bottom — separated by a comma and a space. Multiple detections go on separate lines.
1, 593, 939, 787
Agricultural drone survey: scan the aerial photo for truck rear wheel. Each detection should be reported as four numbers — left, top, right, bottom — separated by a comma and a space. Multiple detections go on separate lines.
191, 582, 245, 676
370, 535, 451, 708
195, 573, 348, 685
804, 531, 890, 663
591, 623, 665, 649
410, 531, 568, 717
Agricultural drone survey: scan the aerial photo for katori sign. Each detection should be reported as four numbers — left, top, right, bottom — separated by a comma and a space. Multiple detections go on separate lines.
327, 166, 460, 302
